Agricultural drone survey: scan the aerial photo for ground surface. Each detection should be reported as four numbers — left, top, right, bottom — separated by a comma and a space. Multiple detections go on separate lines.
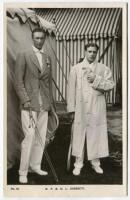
7, 106, 122, 185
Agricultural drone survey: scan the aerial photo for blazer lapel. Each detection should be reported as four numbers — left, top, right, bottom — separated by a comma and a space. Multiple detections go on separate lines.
30, 50, 42, 72
40, 54, 50, 78
41, 54, 47, 75
29, 49, 50, 79
39, 64, 50, 79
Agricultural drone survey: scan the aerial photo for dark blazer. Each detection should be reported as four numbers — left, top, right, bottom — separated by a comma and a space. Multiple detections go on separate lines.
14, 48, 53, 111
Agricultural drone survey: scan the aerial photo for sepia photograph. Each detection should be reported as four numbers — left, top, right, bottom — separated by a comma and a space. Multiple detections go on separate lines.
4, 2, 127, 197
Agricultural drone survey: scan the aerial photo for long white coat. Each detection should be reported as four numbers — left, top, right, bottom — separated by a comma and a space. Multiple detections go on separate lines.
67, 58, 114, 160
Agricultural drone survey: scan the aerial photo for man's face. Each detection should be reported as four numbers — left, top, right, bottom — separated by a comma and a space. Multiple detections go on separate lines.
32, 31, 46, 50
85, 46, 98, 63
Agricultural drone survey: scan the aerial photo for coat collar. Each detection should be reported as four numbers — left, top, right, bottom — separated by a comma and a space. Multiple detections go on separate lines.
81, 57, 104, 77
30, 47, 51, 78
30, 46, 48, 74
30, 48, 42, 72
32, 45, 44, 54
82, 57, 97, 72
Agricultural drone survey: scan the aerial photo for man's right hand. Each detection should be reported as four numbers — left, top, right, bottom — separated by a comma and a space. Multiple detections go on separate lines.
23, 101, 31, 108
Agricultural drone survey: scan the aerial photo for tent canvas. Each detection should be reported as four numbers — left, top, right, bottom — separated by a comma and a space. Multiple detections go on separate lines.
7, 8, 56, 169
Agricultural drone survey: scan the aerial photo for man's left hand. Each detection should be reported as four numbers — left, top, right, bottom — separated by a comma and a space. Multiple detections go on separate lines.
87, 72, 96, 83
48, 105, 55, 115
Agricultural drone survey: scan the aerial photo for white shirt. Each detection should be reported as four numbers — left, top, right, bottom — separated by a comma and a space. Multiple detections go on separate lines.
32, 46, 44, 107
32, 45, 44, 71
84, 57, 97, 72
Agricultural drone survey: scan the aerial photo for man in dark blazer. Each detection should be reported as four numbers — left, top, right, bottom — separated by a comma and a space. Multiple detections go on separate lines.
14, 28, 54, 183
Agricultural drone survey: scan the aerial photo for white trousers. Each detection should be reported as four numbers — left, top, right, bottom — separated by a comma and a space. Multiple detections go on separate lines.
19, 109, 48, 176
74, 151, 100, 169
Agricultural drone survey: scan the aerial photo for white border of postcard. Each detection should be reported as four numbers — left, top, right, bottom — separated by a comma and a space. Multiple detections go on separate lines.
3, 1, 128, 197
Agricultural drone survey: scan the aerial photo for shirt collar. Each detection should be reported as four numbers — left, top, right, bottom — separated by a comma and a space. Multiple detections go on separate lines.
83, 57, 97, 72
32, 45, 44, 54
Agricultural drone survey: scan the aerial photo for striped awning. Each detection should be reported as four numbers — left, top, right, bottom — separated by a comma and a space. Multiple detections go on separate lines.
35, 8, 122, 40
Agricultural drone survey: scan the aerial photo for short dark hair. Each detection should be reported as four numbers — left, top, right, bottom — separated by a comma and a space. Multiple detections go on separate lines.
32, 28, 46, 38
85, 43, 99, 51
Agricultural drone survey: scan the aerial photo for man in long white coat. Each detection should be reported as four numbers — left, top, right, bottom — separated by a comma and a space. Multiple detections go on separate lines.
67, 43, 114, 176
